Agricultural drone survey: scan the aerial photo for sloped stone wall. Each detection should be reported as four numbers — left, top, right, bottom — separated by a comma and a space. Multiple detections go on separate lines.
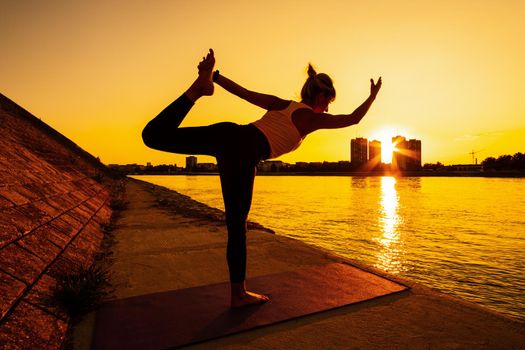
0, 94, 112, 349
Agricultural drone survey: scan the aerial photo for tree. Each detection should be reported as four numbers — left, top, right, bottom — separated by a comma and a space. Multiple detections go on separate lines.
482, 153, 525, 171
512, 152, 525, 170
481, 157, 497, 170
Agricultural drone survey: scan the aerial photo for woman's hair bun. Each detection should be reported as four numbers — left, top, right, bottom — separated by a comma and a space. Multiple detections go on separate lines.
301, 63, 336, 104
307, 63, 317, 78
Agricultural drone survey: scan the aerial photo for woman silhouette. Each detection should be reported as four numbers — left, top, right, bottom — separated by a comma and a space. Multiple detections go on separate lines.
142, 49, 381, 308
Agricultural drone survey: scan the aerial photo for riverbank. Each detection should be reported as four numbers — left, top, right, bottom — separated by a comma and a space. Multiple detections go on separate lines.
73, 178, 524, 349
122, 171, 525, 178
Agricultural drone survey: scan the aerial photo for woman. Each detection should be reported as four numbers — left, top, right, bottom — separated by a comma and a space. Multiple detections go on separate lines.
142, 49, 382, 308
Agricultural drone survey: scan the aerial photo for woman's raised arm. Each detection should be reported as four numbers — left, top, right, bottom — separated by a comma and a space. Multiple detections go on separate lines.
306, 77, 382, 131
214, 72, 287, 110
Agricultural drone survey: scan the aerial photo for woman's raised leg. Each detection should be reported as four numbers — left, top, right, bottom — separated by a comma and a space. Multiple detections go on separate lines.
142, 49, 215, 153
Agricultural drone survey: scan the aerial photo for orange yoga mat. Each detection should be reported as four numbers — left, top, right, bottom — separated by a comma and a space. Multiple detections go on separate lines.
92, 262, 408, 350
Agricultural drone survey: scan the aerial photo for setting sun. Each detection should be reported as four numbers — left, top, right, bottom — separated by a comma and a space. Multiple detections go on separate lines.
381, 139, 395, 164
371, 128, 400, 164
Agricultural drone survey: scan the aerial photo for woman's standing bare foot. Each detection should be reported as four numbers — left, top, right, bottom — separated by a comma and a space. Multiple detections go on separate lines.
185, 49, 215, 102
230, 281, 270, 308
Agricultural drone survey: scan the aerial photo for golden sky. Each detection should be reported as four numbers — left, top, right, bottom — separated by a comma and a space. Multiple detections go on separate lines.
1, 0, 524, 166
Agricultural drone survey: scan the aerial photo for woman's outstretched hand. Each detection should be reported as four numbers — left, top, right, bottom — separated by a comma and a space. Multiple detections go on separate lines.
370, 77, 382, 98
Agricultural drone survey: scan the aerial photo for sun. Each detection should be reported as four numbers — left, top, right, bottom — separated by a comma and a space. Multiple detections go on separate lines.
370, 128, 399, 164
380, 138, 395, 164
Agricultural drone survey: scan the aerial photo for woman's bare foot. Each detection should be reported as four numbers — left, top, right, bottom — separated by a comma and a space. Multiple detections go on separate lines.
231, 291, 270, 308
185, 49, 215, 102
230, 281, 269, 308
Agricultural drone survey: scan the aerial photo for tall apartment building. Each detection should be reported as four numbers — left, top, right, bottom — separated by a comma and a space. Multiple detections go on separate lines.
406, 139, 422, 170
392, 136, 406, 171
351, 137, 368, 166
392, 136, 421, 171
368, 140, 382, 167
185, 156, 197, 172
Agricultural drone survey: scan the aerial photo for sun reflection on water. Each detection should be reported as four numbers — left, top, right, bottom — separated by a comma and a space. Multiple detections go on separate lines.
375, 176, 404, 273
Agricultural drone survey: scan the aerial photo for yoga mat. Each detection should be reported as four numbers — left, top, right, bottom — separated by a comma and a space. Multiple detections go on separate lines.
92, 262, 408, 350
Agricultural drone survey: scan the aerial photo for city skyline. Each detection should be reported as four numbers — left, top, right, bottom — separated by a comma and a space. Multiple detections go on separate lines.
109, 147, 525, 177
1, 1, 524, 166
112, 139, 524, 170
351, 135, 422, 171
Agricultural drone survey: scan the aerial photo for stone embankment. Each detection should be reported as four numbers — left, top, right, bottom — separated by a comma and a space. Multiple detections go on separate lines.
0, 94, 113, 348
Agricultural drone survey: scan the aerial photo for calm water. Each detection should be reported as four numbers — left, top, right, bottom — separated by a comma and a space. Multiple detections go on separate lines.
133, 175, 525, 321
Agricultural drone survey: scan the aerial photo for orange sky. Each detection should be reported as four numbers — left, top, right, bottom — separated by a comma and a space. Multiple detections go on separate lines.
1, 0, 524, 166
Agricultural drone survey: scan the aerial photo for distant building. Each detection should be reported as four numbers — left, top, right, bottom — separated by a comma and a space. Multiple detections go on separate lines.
406, 139, 422, 170
392, 136, 406, 171
259, 160, 284, 172
392, 136, 421, 171
449, 164, 482, 172
196, 162, 218, 172
108, 163, 144, 174
368, 140, 382, 167
186, 156, 197, 172
351, 137, 368, 166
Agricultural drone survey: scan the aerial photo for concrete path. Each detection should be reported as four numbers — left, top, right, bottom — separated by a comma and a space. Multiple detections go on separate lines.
74, 179, 524, 349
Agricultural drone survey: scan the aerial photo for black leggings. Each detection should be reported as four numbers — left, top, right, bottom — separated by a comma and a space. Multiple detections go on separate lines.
142, 94, 270, 283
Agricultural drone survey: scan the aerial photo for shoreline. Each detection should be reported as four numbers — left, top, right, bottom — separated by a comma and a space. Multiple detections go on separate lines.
127, 171, 525, 178
73, 178, 524, 349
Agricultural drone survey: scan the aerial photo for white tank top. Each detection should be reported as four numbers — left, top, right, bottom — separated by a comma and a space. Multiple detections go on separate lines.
252, 101, 311, 159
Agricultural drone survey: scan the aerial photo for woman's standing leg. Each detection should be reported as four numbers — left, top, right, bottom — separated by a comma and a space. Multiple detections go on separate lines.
217, 156, 270, 307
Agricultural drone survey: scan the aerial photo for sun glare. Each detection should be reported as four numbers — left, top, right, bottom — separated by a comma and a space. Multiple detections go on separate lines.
381, 139, 395, 164
372, 128, 398, 164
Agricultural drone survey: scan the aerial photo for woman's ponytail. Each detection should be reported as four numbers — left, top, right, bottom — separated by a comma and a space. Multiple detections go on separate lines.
301, 63, 336, 105
307, 64, 317, 78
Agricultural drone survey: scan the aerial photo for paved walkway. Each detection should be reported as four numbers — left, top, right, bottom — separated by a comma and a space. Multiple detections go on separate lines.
74, 179, 524, 349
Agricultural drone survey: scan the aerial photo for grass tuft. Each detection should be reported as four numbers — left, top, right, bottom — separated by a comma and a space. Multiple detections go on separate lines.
109, 198, 128, 211
52, 262, 114, 320
91, 172, 104, 183
109, 179, 128, 212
